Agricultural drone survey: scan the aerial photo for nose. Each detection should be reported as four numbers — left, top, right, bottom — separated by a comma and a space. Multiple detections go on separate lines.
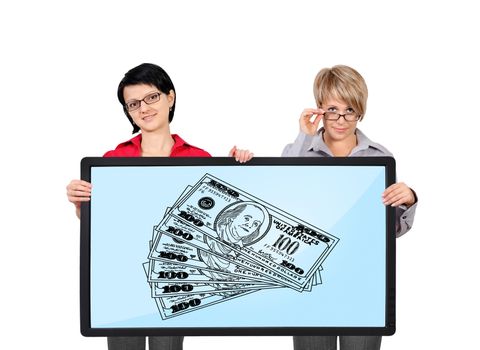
139, 100, 151, 112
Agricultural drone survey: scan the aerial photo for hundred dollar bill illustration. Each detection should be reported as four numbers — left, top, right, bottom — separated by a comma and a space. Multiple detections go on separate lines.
144, 262, 278, 297
143, 173, 338, 319
148, 258, 278, 286
158, 174, 339, 290
142, 263, 259, 319
150, 230, 281, 285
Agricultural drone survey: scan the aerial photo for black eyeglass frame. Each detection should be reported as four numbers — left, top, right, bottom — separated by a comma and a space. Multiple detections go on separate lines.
323, 112, 361, 122
125, 92, 163, 112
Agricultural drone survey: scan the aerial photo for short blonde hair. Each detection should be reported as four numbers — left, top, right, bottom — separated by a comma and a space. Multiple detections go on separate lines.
313, 65, 368, 120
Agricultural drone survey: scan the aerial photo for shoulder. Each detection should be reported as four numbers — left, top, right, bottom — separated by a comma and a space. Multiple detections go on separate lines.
281, 132, 317, 157
368, 139, 393, 156
354, 129, 394, 157
103, 134, 142, 157
172, 134, 211, 157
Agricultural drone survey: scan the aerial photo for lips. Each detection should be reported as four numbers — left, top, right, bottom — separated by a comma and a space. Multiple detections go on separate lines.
333, 127, 348, 133
142, 114, 155, 122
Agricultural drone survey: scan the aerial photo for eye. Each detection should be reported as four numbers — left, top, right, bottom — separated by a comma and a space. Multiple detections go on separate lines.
327, 107, 337, 112
146, 93, 161, 102
127, 101, 139, 109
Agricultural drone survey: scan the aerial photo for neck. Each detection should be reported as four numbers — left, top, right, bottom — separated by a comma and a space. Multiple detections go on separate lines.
323, 132, 357, 157
140, 127, 175, 157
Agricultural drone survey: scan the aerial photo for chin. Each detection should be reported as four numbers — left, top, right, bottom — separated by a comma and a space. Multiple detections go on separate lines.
328, 128, 354, 139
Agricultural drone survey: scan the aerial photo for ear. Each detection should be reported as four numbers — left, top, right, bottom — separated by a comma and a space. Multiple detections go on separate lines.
167, 89, 175, 108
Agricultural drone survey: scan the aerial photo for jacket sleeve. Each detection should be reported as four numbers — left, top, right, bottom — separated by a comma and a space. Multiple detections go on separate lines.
281, 132, 314, 156
395, 192, 418, 237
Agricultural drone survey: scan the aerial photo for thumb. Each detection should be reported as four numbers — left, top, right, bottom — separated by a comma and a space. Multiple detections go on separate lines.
228, 145, 237, 157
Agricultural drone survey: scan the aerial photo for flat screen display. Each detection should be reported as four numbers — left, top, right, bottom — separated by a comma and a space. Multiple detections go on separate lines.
80, 157, 396, 336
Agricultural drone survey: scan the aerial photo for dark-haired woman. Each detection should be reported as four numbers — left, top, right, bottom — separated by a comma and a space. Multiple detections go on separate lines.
67, 63, 251, 350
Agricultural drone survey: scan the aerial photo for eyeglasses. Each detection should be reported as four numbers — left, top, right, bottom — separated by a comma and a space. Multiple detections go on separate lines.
125, 92, 163, 112
323, 111, 360, 122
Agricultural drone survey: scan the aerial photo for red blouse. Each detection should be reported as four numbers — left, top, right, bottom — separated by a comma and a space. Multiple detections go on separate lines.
103, 134, 211, 158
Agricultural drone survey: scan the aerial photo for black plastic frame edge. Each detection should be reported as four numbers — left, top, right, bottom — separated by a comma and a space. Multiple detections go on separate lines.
79, 156, 396, 337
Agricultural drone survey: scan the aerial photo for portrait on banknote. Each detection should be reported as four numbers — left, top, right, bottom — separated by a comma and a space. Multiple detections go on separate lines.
80, 157, 396, 336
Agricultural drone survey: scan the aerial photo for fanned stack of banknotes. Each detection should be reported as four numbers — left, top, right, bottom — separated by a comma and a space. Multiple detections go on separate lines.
143, 174, 339, 319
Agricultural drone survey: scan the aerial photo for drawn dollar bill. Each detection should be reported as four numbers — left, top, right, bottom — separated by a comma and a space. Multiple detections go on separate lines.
144, 263, 279, 298
142, 263, 258, 319
160, 174, 339, 291
153, 289, 256, 319
149, 230, 281, 285
143, 173, 338, 320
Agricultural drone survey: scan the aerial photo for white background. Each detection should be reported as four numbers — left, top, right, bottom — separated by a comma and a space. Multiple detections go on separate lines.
1, 1, 479, 349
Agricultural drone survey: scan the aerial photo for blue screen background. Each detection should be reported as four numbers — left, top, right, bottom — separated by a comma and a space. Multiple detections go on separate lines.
90, 165, 386, 328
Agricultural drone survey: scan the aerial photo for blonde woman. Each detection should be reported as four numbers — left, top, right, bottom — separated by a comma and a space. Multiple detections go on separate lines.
282, 65, 417, 350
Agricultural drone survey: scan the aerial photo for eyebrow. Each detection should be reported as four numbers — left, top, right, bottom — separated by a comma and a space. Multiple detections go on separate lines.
325, 104, 350, 108
325, 105, 355, 112
125, 91, 160, 103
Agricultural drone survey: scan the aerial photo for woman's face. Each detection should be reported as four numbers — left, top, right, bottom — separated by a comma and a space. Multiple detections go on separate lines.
322, 98, 359, 143
123, 84, 174, 133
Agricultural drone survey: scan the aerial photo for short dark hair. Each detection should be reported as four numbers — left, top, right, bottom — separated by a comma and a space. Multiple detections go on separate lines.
117, 63, 176, 134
